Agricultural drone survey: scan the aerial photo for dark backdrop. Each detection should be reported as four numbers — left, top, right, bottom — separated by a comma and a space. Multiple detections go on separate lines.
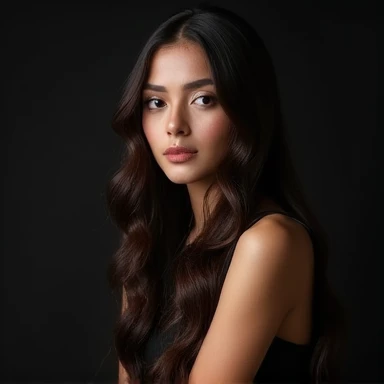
2, 0, 380, 382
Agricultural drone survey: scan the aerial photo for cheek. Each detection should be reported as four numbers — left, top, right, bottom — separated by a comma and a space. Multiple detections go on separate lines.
142, 128, 153, 145
200, 116, 231, 146
142, 118, 157, 147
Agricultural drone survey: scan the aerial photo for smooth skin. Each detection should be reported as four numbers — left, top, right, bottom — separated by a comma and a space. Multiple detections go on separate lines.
141, 41, 232, 234
119, 40, 314, 383
188, 213, 314, 383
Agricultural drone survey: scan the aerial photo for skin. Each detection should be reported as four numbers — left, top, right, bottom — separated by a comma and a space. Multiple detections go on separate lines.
188, 216, 314, 383
141, 40, 232, 235
119, 40, 314, 383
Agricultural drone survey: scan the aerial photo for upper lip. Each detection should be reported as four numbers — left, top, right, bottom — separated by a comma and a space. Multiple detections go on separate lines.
164, 146, 197, 155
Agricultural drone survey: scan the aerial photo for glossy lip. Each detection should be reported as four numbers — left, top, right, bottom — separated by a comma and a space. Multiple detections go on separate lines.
163, 145, 197, 155
165, 152, 197, 163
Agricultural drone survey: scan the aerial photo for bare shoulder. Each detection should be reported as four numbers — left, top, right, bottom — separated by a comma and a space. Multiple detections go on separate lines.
235, 213, 314, 302
188, 213, 314, 382
241, 212, 314, 255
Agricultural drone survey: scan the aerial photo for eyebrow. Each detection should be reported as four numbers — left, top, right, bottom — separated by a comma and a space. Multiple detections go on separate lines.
143, 78, 214, 92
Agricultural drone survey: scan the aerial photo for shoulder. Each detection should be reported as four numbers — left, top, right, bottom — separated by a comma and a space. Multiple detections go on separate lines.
231, 213, 314, 307
188, 214, 314, 381
239, 213, 313, 258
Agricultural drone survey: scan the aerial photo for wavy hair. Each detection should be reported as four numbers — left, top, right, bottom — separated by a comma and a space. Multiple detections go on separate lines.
106, 4, 347, 383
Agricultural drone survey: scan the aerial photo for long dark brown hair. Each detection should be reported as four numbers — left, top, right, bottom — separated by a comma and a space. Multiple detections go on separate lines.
106, 4, 347, 383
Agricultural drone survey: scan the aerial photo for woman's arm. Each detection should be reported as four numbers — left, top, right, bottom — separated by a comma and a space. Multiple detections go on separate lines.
118, 360, 129, 384
188, 216, 314, 383
118, 287, 130, 384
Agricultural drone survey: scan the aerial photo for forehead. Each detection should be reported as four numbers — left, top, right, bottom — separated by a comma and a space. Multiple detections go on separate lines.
146, 41, 212, 82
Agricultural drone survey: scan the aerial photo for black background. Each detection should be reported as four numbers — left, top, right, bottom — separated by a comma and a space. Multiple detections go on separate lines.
2, 0, 381, 382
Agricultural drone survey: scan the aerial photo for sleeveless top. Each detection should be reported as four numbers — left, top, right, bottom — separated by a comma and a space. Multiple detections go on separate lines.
143, 210, 315, 383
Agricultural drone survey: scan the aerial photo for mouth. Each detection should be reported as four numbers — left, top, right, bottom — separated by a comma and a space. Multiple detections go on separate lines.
164, 152, 197, 163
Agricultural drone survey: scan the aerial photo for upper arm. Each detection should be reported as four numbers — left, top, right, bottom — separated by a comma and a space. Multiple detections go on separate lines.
188, 218, 313, 383
118, 286, 130, 384
119, 361, 129, 384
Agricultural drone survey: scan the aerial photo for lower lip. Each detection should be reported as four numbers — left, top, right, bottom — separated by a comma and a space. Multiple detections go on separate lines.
165, 152, 197, 163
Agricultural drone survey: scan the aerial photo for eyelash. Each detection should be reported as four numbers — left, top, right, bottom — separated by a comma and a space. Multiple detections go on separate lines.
142, 95, 217, 110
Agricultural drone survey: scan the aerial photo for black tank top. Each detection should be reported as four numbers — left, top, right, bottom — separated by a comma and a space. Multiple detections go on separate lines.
143, 210, 314, 383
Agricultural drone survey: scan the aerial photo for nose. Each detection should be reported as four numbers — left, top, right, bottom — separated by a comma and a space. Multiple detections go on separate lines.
166, 105, 191, 136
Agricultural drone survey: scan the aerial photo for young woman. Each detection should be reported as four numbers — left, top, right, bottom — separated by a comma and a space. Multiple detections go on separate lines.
107, 4, 346, 383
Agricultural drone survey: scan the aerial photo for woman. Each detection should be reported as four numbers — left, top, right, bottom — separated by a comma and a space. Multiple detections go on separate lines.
107, 4, 346, 383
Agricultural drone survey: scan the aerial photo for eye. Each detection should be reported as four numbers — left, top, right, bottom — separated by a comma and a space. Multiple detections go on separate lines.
143, 98, 166, 110
194, 95, 216, 107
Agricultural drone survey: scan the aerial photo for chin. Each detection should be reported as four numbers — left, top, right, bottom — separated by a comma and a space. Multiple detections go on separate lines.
164, 170, 215, 186
165, 174, 196, 185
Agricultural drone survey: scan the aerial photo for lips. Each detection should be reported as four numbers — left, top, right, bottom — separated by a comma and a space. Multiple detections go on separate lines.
163, 146, 197, 155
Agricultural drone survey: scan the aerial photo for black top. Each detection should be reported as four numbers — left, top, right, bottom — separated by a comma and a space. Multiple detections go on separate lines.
143, 210, 314, 383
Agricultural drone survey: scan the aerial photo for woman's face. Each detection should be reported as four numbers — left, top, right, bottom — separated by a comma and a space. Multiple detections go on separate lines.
141, 41, 231, 186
